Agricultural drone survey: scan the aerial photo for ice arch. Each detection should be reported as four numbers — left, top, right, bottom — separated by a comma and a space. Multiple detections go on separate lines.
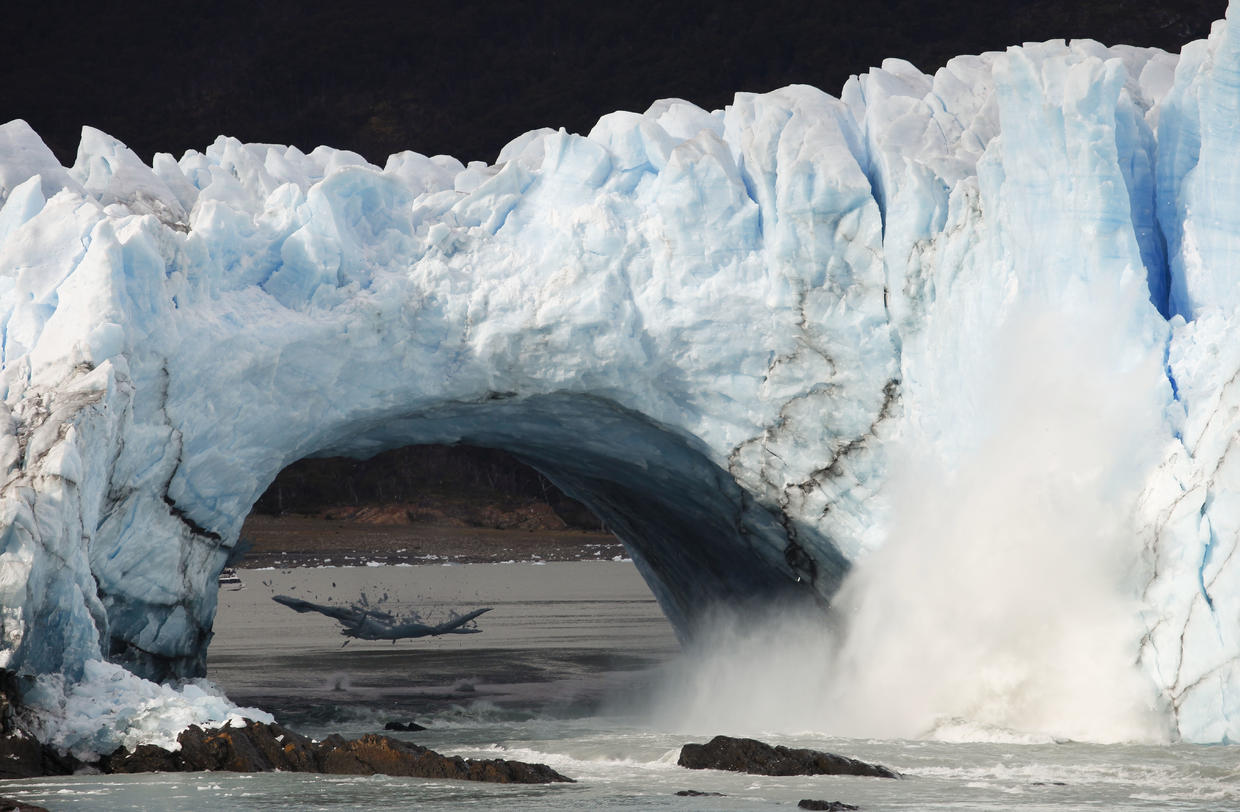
117, 393, 842, 682
5, 4, 1240, 744
0, 89, 900, 687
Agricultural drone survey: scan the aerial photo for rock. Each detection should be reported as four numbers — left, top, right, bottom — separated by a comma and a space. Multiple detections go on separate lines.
0, 734, 53, 780
99, 742, 183, 773
0, 670, 84, 780
677, 736, 898, 778
384, 720, 427, 732
0, 673, 568, 786
102, 719, 572, 783
316, 733, 570, 783
0, 797, 50, 812
0, 733, 81, 780
176, 720, 319, 772
798, 802, 859, 811
0, 671, 19, 735
675, 789, 726, 796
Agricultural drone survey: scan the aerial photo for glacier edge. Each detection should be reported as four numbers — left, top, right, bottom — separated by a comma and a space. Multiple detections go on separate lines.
0, 3, 1238, 749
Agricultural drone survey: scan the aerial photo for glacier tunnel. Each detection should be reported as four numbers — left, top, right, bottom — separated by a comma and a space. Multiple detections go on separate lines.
100, 393, 840, 683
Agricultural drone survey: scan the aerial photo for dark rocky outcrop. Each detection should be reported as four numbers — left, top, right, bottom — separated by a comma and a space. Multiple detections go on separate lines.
799, 801, 859, 811
675, 789, 726, 797
384, 720, 428, 732
677, 735, 898, 778
0, 733, 83, 780
0, 670, 568, 785
0, 798, 50, 812
313, 733, 570, 783
101, 719, 572, 783
0, 669, 84, 780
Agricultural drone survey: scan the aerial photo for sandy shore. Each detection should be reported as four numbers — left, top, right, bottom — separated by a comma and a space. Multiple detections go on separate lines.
239, 514, 625, 568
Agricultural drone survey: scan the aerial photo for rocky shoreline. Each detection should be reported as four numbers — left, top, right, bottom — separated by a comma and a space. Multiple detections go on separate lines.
1, 719, 900, 796
0, 615, 896, 805
0, 670, 570, 785
2, 668, 897, 797
238, 513, 624, 569
0, 717, 571, 785
102, 719, 573, 784
0, 708, 906, 812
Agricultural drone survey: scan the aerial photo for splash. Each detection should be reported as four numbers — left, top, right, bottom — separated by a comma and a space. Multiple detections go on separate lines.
648, 300, 1176, 744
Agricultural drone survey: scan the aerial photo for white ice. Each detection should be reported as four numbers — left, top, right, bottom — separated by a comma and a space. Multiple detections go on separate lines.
0, 3, 1238, 753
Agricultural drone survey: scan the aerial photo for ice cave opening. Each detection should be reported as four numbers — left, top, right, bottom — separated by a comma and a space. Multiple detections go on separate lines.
250, 392, 826, 629
98, 393, 834, 687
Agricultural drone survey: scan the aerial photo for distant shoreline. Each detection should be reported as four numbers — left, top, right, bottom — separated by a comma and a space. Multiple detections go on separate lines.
238, 513, 624, 569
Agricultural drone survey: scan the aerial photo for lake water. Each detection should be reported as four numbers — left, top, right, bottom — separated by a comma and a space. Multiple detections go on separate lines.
5, 561, 1239, 810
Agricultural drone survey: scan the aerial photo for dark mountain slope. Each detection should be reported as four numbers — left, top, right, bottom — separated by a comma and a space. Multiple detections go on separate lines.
4, 1, 1225, 166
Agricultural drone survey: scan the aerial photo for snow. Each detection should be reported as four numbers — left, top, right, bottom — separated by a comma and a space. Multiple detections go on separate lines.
0, 3, 1239, 749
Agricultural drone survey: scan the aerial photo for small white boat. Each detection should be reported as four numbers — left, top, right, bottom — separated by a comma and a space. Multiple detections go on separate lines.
218, 567, 245, 590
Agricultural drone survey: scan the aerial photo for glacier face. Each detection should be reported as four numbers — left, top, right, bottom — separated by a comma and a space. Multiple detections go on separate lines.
0, 5, 1239, 748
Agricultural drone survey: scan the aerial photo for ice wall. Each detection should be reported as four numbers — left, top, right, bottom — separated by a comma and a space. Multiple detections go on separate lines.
0, 5, 1238, 747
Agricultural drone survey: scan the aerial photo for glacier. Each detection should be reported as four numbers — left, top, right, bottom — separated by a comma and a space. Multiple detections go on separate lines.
1, 4, 1240, 752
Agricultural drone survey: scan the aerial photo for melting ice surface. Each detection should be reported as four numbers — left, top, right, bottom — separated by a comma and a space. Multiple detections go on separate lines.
1, 2, 1240, 754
